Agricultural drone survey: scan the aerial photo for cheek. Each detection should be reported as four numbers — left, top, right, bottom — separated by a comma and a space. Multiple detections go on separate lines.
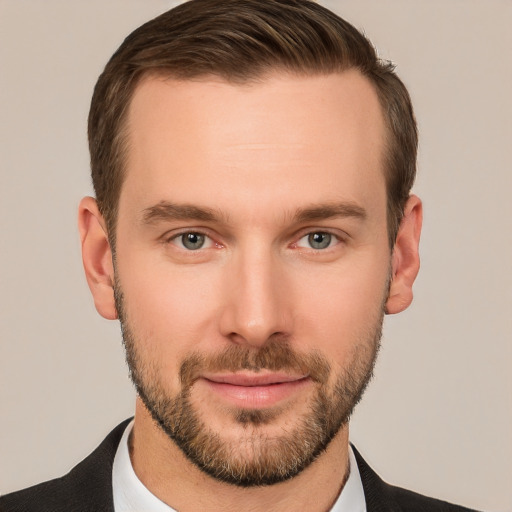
292, 258, 388, 360
116, 254, 223, 373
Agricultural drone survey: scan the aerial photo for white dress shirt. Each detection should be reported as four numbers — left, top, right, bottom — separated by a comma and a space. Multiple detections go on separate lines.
113, 420, 366, 512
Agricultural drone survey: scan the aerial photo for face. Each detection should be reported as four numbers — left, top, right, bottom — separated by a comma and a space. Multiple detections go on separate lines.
114, 71, 391, 486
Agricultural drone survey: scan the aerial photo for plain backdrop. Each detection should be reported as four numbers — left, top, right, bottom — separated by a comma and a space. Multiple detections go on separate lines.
1, 1, 511, 510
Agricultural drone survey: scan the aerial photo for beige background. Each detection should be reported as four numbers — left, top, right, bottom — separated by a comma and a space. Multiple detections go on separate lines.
1, 1, 511, 510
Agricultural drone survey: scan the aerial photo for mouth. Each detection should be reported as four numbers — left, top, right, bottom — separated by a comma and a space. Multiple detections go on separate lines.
198, 372, 311, 409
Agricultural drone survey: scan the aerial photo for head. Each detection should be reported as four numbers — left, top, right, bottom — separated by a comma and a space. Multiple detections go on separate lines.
80, 0, 422, 488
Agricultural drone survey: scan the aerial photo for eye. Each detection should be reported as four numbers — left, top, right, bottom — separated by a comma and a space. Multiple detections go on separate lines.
296, 232, 336, 250
171, 232, 212, 250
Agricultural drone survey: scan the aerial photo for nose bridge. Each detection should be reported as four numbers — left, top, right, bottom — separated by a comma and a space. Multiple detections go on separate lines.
221, 239, 288, 346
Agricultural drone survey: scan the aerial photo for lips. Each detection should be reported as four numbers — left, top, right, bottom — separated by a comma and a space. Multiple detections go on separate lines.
203, 372, 308, 386
198, 372, 311, 408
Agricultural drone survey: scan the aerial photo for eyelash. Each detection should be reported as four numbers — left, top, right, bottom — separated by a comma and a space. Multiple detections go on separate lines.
294, 231, 343, 251
165, 229, 345, 252
166, 230, 217, 251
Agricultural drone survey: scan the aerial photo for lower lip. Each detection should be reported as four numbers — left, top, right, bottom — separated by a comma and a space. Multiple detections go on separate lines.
200, 377, 311, 409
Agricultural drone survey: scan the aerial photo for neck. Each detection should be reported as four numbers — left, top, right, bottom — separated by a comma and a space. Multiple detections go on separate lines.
130, 399, 351, 512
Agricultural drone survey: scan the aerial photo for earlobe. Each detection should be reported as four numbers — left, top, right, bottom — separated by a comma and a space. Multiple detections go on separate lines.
386, 195, 423, 315
78, 197, 118, 320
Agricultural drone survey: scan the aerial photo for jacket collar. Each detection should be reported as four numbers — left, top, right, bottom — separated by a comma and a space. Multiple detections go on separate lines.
352, 445, 402, 512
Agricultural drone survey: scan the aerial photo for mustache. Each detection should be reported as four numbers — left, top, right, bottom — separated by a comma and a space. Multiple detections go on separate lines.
180, 337, 331, 387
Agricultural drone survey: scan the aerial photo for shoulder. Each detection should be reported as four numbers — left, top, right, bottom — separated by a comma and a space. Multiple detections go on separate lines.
352, 445, 480, 512
383, 483, 479, 512
0, 419, 130, 512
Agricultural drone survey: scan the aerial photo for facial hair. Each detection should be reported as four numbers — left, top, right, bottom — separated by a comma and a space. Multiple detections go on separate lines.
115, 283, 384, 487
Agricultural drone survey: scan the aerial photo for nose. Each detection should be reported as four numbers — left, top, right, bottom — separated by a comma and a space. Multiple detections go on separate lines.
219, 247, 291, 348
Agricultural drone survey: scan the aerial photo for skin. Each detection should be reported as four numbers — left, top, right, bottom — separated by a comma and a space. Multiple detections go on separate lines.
79, 70, 422, 511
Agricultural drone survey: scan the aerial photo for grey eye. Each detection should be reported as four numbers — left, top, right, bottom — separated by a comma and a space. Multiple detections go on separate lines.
181, 232, 206, 250
308, 232, 332, 249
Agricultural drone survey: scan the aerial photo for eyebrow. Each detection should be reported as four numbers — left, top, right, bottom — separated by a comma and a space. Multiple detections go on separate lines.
142, 201, 226, 224
294, 202, 367, 223
141, 200, 367, 226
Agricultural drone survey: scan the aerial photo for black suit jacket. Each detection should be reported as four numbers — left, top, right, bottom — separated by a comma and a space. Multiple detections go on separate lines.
0, 419, 479, 512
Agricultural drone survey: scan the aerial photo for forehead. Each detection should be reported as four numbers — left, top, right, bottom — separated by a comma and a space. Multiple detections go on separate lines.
121, 71, 387, 222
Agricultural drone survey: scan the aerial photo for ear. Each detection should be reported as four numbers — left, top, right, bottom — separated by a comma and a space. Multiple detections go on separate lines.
386, 194, 423, 315
78, 197, 117, 320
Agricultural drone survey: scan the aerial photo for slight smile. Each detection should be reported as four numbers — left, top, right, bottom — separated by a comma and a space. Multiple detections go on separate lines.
199, 373, 311, 409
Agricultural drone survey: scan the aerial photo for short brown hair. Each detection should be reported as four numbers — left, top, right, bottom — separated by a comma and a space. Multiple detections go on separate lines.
88, 0, 417, 248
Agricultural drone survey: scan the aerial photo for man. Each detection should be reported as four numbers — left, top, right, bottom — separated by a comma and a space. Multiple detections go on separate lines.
0, 0, 480, 510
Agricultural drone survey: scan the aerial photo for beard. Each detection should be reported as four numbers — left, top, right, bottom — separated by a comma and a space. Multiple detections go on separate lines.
115, 284, 384, 487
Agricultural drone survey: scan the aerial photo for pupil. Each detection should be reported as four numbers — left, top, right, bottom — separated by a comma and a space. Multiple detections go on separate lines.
183, 233, 204, 250
309, 232, 331, 249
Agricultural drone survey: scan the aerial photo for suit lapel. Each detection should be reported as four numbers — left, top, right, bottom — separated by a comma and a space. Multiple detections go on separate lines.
61, 418, 132, 512
352, 445, 402, 512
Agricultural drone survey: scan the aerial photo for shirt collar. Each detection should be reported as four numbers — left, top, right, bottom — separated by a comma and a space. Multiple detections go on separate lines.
113, 420, 176, 512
